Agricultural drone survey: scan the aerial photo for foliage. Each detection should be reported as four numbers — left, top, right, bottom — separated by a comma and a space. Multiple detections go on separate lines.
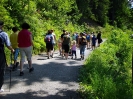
79, 29, 133, 99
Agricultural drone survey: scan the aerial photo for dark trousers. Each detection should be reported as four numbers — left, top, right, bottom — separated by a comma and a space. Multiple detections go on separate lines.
0, 52, 6, 89
71, 50, 76, 57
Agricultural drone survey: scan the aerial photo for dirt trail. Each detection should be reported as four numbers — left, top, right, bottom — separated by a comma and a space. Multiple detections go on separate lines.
0, 47, 93, 99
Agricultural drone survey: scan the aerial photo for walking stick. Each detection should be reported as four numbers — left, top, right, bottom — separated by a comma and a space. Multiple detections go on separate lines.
9, 53, 13, 92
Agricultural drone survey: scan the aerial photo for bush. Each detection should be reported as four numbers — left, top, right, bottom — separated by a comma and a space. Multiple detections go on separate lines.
79, 29, 133, 99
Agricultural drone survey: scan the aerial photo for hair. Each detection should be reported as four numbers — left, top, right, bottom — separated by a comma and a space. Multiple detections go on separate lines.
72, 40, 76, 45
63, 30, 66, 33
12, 27, 18, 32
21, 22, 30, 29
0, 21, 4, 26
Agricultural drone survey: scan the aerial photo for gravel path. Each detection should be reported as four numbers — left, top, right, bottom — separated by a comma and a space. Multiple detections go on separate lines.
0, 47, 93, 99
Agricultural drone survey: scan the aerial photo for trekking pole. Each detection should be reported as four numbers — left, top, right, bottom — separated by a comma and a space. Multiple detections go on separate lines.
9, 53, 13, 92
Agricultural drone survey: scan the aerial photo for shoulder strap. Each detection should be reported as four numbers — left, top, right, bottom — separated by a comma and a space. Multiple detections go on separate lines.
0, 31, 3, 33
0, 31, 5, 45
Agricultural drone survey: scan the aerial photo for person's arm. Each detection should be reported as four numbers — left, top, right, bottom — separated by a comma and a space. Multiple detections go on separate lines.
7, 46, 14, 53
30, 35, 34, 46
3, 33, 14, 53
54, 35, 57, 42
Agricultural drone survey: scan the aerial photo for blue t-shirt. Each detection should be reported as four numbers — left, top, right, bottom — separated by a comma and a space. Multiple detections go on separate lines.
86, 35, 90, 40
92, 36, 97, 44
0, 30, 11, 47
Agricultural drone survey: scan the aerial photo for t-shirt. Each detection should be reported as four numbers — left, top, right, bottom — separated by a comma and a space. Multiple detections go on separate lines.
10, 33, 18, 49
62, 35, 70, 45
61, 33, 65, 39
0, 30, 11, 47
92, 36, 97, 44
71, 45, 76, 51
18, 29, 32, 47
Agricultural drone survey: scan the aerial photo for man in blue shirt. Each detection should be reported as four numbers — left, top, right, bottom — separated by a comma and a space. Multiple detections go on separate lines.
0, 21, 14, 93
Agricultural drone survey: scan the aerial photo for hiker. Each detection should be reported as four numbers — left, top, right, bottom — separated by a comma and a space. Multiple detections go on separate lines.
86, 32, 91, 49
92, 34, 97, 50
72, 33, 76, 41
61, 30, 66, 57
97, 31, 102, 47
62, 32, 71, 59
71, 40, 77, 59
18, 22, 34, 76
78, 32, 87, 60
10, 27, 19, 71
44, 30, 54, 59
57, 36, 62, 55
0, 21, 14, 93
51, 29, 57, 51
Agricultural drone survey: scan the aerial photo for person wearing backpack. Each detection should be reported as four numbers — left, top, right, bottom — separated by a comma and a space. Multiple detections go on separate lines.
62, 32, 71, 60
0, 21, 14, 93
97, 31, 102, 47
92, 34, 97, 50
86, 32, 91, 49
78, 32, 87, 60
45, 30, 54, 59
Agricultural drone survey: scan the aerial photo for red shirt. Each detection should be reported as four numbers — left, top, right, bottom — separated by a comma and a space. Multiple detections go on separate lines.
18, 29, 32, 47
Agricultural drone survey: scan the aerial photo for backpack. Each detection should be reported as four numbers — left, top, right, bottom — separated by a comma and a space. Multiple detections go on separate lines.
86, 35, 90, 40
45, 35, 53, 43
0, 31, 4, 47
80, 36, 87, 45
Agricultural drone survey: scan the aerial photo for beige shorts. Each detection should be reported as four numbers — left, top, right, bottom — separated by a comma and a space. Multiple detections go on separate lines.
19, 46, 32, 62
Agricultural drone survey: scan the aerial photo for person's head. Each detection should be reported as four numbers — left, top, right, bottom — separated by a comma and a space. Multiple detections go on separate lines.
0, 21, 4, 29
80, 32, 83, 36
21, 22, 30, 29
51, 29, 54, 33
12, 27, 18, 33
63, 30, 66, 34
48, 30, 52, 34
72, 40, 76, 45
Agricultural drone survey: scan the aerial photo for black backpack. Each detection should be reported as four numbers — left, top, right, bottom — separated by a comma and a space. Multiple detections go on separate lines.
0, 31, 4, 47
80, 36, 87, 45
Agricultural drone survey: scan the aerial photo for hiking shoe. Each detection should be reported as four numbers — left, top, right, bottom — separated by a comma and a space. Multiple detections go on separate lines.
82, 56, 84, 60
0, 89, 4, 93
50, 54, 53, 58
29, 67, 34, 73
19, 71, 24, 76
16, 62, 19, 68
12, 65, 16, 71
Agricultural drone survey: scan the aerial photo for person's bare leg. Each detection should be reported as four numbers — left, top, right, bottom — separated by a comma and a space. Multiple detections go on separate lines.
65, 53, 68, 59
28, 60, 32, 68
20, 61, 24, 72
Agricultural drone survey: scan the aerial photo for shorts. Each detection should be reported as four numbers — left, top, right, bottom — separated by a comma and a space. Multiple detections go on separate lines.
62, 44, 65, 50
64, 44, 70, 53
92, 43, 96, 46
13, 48, 19, 61
87, 39, 90, 42
19, 46, 32, 62
46, 43, 53, 52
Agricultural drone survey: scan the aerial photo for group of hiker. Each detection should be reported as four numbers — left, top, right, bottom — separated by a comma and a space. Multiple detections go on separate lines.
0, 20, 102, 93
44, 29, 102, 60
0, 21, 34, 93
